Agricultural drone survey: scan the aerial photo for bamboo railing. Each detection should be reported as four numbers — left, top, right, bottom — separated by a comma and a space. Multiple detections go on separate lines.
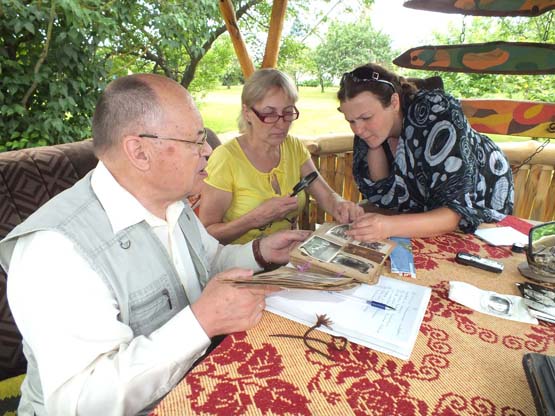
298, 135, 555, 229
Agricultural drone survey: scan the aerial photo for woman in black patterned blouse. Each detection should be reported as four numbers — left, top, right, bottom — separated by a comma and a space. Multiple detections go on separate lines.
339, 63, 514, 242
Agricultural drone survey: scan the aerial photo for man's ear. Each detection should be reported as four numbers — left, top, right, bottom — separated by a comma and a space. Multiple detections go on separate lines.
122, 135, 151, 171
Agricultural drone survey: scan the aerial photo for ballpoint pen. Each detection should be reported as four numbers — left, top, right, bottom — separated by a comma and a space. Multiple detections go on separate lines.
367, 300, 396, 311
330, 292, 396, 311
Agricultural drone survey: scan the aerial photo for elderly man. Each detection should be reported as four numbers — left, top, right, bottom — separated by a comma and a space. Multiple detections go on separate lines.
0, 74, 309, 415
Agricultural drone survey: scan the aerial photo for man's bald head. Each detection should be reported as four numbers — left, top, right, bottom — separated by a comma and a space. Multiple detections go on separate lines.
92, 74, 191, 158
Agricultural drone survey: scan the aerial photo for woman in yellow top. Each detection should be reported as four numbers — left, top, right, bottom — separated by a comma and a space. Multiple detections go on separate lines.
200, 68, 362, 244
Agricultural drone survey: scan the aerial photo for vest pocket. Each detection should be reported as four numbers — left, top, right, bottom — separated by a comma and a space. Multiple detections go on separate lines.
128, 280, 174, 335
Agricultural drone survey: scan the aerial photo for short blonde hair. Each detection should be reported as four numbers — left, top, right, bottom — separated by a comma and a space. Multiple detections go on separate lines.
238, 68, 298, 133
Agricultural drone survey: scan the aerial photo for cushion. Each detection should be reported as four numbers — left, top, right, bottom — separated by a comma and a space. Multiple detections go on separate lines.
0, 140, 97, 380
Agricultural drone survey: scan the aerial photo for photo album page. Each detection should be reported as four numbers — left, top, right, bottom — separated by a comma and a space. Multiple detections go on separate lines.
289, 222, 395, 285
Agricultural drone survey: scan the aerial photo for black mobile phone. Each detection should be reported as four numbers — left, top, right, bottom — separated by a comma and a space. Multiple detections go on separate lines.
455, 251, 504, 273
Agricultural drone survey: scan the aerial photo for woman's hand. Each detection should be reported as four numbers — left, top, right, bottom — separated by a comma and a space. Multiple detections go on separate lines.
346, 213, 393, 242
346, 208, 461, 241
251, 196, 299, 228
331, 199, 364, 224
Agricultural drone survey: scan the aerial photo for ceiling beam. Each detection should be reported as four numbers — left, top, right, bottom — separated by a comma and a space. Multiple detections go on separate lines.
219, 0, 255, 78
262, 0, 288, 68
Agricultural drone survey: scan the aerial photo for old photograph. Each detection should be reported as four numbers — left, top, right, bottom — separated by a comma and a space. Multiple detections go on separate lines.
359, 240, 391, 253
326, 224, 350, 241
343, 243, 385, 263
300, 236, 342, 262
331, 253, 373, 274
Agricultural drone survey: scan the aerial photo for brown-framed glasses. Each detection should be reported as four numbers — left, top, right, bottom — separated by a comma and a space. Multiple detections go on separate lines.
139, 128, 208, 150
341, 69, 395, 91
250, 106, 300, 124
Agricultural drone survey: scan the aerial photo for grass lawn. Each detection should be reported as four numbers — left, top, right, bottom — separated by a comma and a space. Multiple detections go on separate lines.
197, 85, 529, 142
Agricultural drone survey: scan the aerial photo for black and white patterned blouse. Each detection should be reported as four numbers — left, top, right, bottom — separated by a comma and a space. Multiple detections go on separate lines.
352, 89, 514, 233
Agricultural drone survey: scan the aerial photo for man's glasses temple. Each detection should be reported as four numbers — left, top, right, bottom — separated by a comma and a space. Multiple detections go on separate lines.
138, 129, 208, 148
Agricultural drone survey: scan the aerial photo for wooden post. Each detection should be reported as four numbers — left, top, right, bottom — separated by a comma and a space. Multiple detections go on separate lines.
261, 0, 288, 68
219, 0, 255, 78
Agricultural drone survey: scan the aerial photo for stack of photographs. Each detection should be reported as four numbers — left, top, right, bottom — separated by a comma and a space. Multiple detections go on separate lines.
219, 267, 359, 291
289, 223, 395, 285
516, 282, 555, 323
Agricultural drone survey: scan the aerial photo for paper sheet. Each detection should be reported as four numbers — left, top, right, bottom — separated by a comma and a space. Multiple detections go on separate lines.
265, 275, 431, 360
474, 226, 528, 246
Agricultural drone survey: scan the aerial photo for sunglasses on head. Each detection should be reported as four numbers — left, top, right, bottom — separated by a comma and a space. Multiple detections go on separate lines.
341, 69, 395, 91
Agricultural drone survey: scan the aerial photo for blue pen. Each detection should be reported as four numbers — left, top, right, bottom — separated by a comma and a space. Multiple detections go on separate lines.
367, 300, 396, 311
330, 292, 396, 311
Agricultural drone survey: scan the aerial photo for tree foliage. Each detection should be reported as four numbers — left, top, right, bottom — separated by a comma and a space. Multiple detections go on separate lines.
313, 17, 394, 92
0, 0, 263, 151
277, 36, 314, 86
1, 0, 116, 151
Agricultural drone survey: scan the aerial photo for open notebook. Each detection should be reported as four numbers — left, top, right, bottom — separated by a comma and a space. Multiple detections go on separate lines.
265, 275, 431, 360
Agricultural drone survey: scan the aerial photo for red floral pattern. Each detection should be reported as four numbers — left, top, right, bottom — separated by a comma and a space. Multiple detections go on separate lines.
347, 378, 428, 416
185, 337, 311, 415
433, 393, 526, 416
152, 229, 554, 416
413, 232, 512, 271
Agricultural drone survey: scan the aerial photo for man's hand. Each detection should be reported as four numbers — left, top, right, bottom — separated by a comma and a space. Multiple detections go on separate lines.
191, 268, 279, 338
259, 230, 311, 265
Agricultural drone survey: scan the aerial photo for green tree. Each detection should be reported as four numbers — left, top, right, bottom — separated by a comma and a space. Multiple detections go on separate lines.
105, 0, 264, 87
1, 0, 116, 151
314, 17, 394, 92
278, 36, 315, 86
189, 35, 239, 95
0, 0, 264, 151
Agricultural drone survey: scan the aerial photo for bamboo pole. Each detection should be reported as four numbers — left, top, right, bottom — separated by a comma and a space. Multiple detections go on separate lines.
512, 165, 530, 218
303, 137, 555, 165
261, 0, 288, 68
530, 165, 554, 221
544, 176, 555, 221
497, 141, 555, 165
219, 0, 255, 78
522, 164, 543, 219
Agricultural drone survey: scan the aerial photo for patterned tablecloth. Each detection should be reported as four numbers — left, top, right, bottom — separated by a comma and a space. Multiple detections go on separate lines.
152, 218, 554, 416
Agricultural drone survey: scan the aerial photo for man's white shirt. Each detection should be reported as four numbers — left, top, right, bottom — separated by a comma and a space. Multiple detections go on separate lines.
7, 162, 258, 415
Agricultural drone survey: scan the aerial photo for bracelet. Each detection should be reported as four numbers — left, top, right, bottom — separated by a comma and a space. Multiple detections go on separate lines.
252, 238, 278, 271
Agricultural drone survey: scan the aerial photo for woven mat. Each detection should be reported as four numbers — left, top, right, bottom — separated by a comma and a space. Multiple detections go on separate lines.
152, 229, 555, 416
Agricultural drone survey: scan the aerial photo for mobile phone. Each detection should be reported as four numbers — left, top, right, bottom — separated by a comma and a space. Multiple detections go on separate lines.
455, 251, 504, 273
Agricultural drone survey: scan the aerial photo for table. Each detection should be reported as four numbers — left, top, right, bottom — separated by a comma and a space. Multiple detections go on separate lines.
151, 217, 555, 416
